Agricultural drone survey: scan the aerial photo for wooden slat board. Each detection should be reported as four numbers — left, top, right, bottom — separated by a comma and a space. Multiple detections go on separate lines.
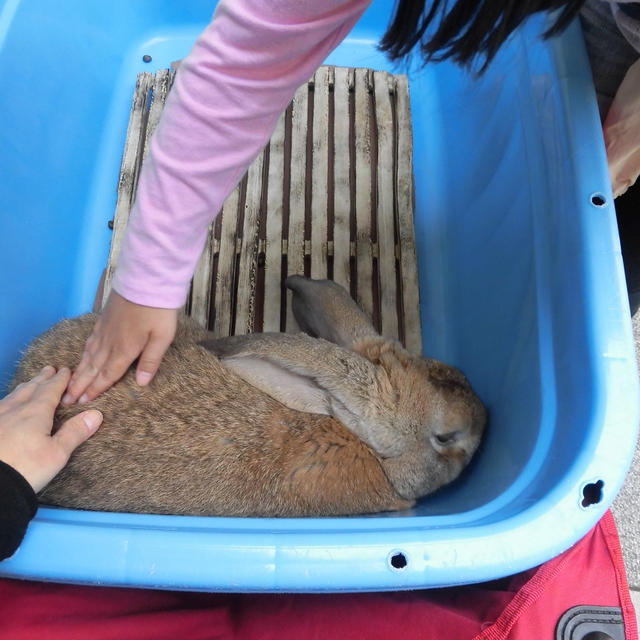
310, 66, 329, 281
332, 67, 352, 292
285, 83, 308, 334
103, 72, 154, 302
104, 66, 422, 353
263, 112, 286, 333
354, 69, 374, 322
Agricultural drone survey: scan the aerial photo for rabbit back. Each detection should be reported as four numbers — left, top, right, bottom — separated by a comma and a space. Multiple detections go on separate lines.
13, 315, 411, 516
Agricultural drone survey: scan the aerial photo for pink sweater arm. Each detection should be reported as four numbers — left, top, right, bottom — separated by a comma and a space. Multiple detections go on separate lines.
112, 0, 372, 308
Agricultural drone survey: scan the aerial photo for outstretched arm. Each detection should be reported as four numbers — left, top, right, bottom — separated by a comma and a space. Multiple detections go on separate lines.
65, 0, 372, 404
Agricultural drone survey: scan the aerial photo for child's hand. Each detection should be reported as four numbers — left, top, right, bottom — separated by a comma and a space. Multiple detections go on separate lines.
63, 291, 178, 405
0, 367, 103, 493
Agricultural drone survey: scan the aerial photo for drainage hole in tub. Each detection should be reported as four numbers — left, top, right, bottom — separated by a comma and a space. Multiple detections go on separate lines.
590, 193, 607, 207
582, 480, 604, 507
389, 552, 408, 571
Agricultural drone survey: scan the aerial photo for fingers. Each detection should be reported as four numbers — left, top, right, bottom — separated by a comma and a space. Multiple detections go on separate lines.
135, 334, 173, 386
63, 292, 179, 403
32, 366, 72, 403
64, 315, 136, 404
34, 365, 58, 383
23, 409, 104, 492
23, 368, 73, 433
1, 366, 61, 412
28, 367, 73, 420
63, 322, 108, 404
18, 366, 58, 394
71, 349, 133, 404
53, 409, 103, 460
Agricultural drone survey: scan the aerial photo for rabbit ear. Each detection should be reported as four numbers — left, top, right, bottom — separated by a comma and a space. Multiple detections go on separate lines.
203, 334, 331, 415
202, 333, 403, 458
286, 276, 379, 349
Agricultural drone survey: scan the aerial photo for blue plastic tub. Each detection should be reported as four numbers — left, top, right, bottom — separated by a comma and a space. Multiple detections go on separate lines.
0, 0, 638, 591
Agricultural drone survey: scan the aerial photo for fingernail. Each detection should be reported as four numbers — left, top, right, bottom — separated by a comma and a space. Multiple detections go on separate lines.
82, 411, 103, 432
62, 393, 74, 405
78, 394, 89, 405
137, 371, 153, 386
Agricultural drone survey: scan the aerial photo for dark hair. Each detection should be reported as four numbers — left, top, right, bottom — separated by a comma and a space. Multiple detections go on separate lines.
379, 0, 586, 71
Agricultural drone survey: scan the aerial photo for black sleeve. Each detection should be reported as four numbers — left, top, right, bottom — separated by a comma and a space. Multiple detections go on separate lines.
0, 460, 38, 561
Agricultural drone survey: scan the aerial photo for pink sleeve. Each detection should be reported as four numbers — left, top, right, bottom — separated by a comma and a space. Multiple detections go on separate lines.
112, 0, 372, 308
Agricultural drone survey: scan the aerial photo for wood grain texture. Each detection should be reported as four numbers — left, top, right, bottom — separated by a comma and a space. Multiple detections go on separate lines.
395, 74, 421, 354
310, 66, 329, 280
285, 82, 309, 333
235, 150, 265, 334
103, 72, 154, 306
107, 67, 422, 352
373, 71, 399, 341
332, 66, 352, 291
263, 111, 286, 333
353, 69, 374, 322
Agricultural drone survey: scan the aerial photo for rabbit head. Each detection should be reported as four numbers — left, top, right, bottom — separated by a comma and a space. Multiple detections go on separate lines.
204, 276, 486, 502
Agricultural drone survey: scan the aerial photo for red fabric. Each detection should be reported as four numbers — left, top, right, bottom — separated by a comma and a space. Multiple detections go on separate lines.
0, 511, 635, 640
476, 510, 637, 640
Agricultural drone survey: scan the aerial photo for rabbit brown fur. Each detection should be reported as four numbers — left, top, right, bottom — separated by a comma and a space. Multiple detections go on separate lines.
11, 277, 486, 517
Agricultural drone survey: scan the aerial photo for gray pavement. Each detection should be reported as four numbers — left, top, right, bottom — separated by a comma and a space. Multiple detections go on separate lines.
611, 308, 640, 627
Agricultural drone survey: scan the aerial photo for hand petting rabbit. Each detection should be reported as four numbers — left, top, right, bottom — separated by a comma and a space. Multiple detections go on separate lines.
11, 276, 486, 517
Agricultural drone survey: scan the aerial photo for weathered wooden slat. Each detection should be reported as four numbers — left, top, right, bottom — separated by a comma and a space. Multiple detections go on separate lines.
353, 69, 374, 321
395, 74, 421, 354
310, 66, 329, 280
107, 66, 421, 352
285, 83, 309, 333
212, 188, 240, 338
263, 112, 286, 333
235, 150, 265, 334
332, 67, 352, 292
102, 72, 153, 307
373, 71, 399, 341
189, 222, 216, 328
143, 69, 173, 157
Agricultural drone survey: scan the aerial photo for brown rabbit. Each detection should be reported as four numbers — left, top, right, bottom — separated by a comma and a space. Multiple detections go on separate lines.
11, 276, 486, 517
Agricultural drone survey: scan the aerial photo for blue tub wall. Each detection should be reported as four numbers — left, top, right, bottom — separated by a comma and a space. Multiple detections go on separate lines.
410, 17, 638, 520
412, 21, 635, 519
0, 0, 215, 389
0, 0, 638, 590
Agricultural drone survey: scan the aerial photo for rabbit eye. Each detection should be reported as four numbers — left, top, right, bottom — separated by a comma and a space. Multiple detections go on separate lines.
434, 431, 460, 446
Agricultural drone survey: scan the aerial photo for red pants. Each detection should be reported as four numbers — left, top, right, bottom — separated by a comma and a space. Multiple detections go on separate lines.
0, 511, 636, 640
